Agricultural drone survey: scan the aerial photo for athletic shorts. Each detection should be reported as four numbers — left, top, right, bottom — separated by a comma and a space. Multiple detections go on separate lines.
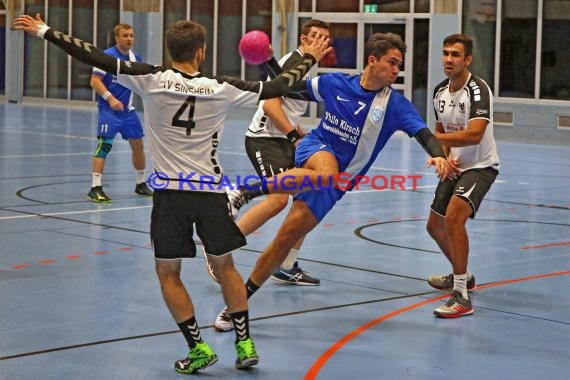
151, 190, 246, 259
294, 133, 337, 169
294, 186, 346, 223
292, 133, 347, 222
245, 136, 295, 177
431, 167, 498, 218
97, 109, 144, 140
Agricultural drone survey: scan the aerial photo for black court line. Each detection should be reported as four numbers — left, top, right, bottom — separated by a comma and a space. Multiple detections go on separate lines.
354, 218, 570, 256
3, 285, 569, 362
0, 290, 445, 361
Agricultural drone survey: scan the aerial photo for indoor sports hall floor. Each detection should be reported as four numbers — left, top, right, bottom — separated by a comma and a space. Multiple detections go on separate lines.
0, 102, 569, 380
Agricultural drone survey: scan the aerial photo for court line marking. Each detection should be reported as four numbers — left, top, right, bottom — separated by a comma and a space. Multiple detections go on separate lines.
521, 241, 570, 250
304, 269, 570, 379
0, 205, 151, 221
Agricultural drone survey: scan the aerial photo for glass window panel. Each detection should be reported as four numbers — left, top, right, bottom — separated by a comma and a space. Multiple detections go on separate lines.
245, 0, 272, 81
71, 3, 94, 100
0, 14, 5, 95
47, 2, 69, 98
499, 0, 537, 98
217, 2, 242, 78
415, 0, 429, 13
96, 0, 120, 51
327, 23, 357, 70
412, 19, 429, 119
540, 0, 570, 100
299, 0, 312, 12
24, 2, 46, 97
163, 0, 187, 67
377, 1, 410, 13
462, 0, 496, 90
316, 0, 359, 13
190, 0, 214, 75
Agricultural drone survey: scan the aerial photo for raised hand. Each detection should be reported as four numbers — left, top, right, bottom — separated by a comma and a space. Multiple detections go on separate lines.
303, 31, 332, 63
12, 13, 46, 37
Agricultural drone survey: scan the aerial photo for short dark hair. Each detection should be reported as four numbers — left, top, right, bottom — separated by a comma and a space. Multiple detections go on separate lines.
364, 33, 406, 64
301, 19, 329, 36
443, 34, 473, 57
165, 20, 206, 62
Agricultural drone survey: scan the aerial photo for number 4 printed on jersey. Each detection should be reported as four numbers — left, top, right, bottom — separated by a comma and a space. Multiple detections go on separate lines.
172, 95, 196, 136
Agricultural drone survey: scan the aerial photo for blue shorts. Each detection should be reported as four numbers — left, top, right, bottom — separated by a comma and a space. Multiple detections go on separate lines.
293, 133, 346, 222
97, 109, 144, 140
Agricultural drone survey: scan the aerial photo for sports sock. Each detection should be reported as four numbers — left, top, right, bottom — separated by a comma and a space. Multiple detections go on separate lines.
281, 249, 299, 270
92, 172, 102, 187
177, 316, 204, 348
230, 310, 250, 343
245, 279, 259, 299
453, 273, 469, 299
135, 170, 145, 184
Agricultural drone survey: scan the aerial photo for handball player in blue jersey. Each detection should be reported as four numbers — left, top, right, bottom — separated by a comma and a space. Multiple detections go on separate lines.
88, 23, 153, 203
215, 33, 451, 330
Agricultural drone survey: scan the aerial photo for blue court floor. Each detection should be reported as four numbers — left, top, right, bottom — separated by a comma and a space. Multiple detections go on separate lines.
0, 102, 569, 380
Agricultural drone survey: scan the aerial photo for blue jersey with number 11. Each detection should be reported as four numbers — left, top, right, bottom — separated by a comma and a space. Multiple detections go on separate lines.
305, 73, 426, 180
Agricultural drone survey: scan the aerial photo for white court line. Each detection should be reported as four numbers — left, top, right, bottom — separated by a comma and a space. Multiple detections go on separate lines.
0, 205, 151, 221
0, 150, 132, 159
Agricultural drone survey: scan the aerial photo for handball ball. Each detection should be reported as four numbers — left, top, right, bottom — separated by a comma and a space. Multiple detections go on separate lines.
239, 30, 270, 65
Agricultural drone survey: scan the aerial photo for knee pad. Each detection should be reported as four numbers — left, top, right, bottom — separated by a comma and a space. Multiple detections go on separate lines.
94, 137, 113, 159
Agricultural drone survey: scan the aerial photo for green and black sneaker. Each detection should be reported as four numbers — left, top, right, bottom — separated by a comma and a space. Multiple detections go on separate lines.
87, 186, 112, 203
235, 338, 259, 370
174, 342, 218, 374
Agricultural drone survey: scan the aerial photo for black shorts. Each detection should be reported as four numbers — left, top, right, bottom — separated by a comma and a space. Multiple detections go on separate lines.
150, 190, 246, 259
245, 136, 295, 178
431, 167, 498, 218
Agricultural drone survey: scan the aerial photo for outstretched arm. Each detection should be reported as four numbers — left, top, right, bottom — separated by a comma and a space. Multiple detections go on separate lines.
13, 14, 155, 76
260, 58, 312, 100
414, 128, 450, 180
260, 32, 330, 100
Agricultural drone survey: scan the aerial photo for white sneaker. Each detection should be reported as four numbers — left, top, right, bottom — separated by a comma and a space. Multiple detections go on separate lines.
202, 247, 219, 283
213, 308, 234, 332
226, 186, 248, 219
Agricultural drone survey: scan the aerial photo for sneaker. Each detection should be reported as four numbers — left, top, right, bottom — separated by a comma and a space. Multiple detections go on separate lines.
213, 308, 234, 332
270, 262, 320, 286
235, 338, 259, 369
428, 273, 476, 292
87, 186, 112, 203
433, 290, 474, 318
134, 182, 153, 196
202, 247, 219, 283
227, 186, 249, 218
174, 341, 218, 374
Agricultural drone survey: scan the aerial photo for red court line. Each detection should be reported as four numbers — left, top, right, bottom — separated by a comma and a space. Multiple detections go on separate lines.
521, 241, 570, 250
305, 269, 570, 380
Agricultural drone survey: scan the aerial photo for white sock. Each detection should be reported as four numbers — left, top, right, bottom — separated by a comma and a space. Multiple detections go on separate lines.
453, 273, 469, 299
281, 248, 299, 270
135, 170, 145, 184
466, 270, 472, 279
92, 173, 102, 187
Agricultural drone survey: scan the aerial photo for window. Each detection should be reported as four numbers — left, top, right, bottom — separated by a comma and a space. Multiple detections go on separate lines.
499, 0, 537, 98
540, 0, 570, 100
462, 0, 496, 91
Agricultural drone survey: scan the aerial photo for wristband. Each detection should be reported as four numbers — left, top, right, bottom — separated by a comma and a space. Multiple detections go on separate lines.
102, 91, 112, 101
286, 129, 302, 144
36, 24, 50, 38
